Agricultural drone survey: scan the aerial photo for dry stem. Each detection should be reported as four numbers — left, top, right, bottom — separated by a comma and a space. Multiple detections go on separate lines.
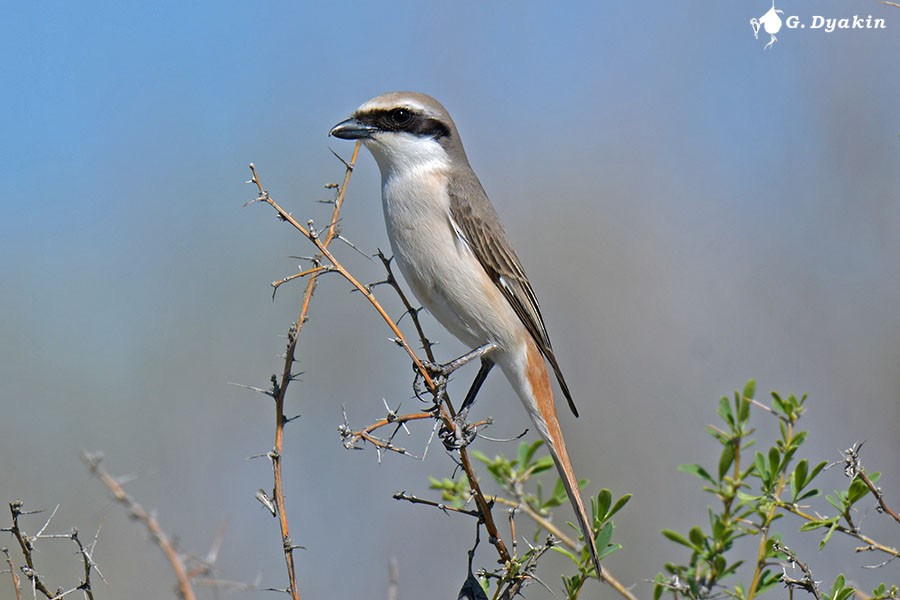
80, 454, 196, 600
248, 142, 362, 600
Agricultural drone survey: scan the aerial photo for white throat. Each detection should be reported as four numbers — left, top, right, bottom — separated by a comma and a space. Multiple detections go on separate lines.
363, 132, 451, 184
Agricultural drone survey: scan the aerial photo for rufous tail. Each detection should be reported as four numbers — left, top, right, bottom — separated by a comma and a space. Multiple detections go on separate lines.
518, 340, 602, 577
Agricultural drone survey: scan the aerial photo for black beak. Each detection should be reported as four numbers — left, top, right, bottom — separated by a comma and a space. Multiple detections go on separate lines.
329, 117, 377, 139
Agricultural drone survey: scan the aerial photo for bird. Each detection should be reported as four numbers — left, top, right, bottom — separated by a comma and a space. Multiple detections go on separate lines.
330, 92, 601, 575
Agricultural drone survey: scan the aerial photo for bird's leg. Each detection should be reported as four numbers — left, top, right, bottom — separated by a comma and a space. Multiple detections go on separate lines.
440, 357, 497, 450
419, 342, 498, 380
419, 344, 497, 451
459, 357, 495, 415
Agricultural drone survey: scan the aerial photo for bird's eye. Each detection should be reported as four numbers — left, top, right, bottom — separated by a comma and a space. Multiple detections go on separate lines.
389, 108, 413, 127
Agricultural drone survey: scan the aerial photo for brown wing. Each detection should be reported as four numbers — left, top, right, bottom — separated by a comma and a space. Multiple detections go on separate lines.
448, 180, 578, 417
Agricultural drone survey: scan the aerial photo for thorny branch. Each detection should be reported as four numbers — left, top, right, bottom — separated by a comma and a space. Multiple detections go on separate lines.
0, 500, 106, 600
247, 142, 361, 600
841, 442, 900, 526
2, 546, 22, 600
777, 502, 900, 561
773, 542, 820, 600
3, 500, 104, 600
393, 491, 482, 518
373, 249, 436, 363
81, 452, 197, 600
339, 406, 436, 458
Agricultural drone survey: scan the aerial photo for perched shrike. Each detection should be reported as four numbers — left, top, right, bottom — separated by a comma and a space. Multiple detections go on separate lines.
330, 92, 600, 574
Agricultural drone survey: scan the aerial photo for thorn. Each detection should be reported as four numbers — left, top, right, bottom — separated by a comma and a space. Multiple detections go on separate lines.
329, 148, 353, 171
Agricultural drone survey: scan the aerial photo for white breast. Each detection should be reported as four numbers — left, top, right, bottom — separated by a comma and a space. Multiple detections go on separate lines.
364, 136, 523, 351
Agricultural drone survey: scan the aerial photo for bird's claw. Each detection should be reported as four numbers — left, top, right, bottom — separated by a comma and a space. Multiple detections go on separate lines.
439, 407, 478, 450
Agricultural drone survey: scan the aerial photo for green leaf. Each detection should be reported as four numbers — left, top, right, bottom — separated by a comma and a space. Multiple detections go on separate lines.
531, 455, 555, 474
799, 517, 834, 532
847, 477, 871, 505
771, 391, 786, 415
607, 493, 632, 519
718, 395, 734, 426
743, 379, 756, 400
706, 425, 730, 445
722, 559, 743, 577
470, 449, 490, 464
718, 444, 736, 481
826, 492, 843, 512
829, 574, 846, 600
549, 478, 567, 506
661, 529, 696, 550
819, 519, 840, 549
754, 451, 769, 483
738, 390, 751, 422
736, 490, 762, 503
679, 463, 715, 485
551, 545, 579, 563
768, 446, 781, 476
796, 488, 820, 502
688, 526, 705, 549
836, 587, 855, 600
756, 569, 781, 595
518, 439, 543, 469
792, 459, 808, 499
598, 542, 621, 560
807, 460, 827, 483
653, 574, 667, 600
595, 489, 612, 521
596, 521, 614, 549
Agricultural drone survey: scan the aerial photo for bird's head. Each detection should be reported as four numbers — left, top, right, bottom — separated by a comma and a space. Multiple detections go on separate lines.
330, 92, 467, 176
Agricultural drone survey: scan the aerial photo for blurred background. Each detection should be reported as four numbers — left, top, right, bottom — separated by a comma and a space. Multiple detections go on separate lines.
1, 1, 898, 598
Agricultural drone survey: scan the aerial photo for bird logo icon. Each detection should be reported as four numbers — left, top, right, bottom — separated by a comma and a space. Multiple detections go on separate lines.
750, 0, 785, 49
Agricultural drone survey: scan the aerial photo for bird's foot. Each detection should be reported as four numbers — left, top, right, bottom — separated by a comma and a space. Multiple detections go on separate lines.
419, 342, 498, 380
439, 406, 479, 450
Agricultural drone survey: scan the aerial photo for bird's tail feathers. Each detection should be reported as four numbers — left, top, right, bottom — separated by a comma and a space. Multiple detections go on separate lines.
511, 340, 602, 577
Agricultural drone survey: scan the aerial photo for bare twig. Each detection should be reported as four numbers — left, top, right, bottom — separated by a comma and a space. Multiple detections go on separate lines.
840, 443, 900, 526
271, 266, 330, 293
387, 558, 399, 600
774, 542, 821, 600
491, 496, 576, 549
858, 468, 900, 524
778, 502, 900, 559
70, 530, 98, 600
2, 546, 22, 600
340, 410, 434, 454
393, 491, 482, 518
247, 143, 361, 600
2, 501, 106, 600
375, 250, 436, 362
4, 501, 56, 598
81, 453, 197, 600
493, 536, 557, 600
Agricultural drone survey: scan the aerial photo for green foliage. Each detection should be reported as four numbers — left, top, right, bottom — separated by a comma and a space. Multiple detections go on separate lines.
425, 381, 896, 600
446, 440, 631, 600
655, 380, 898, 600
